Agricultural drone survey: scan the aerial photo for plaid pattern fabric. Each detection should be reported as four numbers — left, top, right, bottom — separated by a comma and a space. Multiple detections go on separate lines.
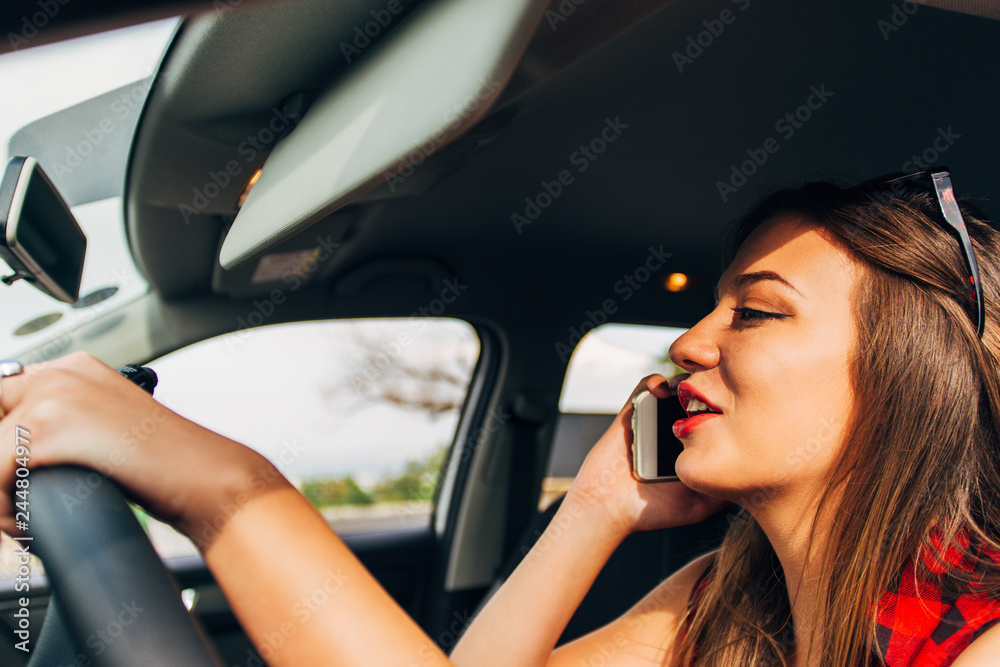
872, 533, 1000, 666
684, 535, 1000, 666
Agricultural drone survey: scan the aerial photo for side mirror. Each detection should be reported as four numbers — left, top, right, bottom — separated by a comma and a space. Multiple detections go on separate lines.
0, 156, 86, 304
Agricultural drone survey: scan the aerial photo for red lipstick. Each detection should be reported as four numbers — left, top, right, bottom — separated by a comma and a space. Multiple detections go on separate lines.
673, 382, 722, 438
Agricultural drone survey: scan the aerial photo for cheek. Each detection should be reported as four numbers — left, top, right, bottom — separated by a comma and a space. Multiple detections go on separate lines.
724, 334, 853, 474
790, 413, 849, 477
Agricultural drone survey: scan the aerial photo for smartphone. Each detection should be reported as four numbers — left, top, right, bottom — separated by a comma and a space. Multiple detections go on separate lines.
631, 389, 686, 482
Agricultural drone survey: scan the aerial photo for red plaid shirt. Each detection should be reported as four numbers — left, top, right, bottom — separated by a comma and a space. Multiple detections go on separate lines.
872, 532, 1000, 666
686, 537, 1000, 666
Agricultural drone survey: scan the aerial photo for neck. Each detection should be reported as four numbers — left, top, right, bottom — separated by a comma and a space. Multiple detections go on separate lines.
748, 485, 839, 667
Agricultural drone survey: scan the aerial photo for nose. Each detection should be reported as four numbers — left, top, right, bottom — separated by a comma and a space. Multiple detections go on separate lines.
668, 314, 720, 373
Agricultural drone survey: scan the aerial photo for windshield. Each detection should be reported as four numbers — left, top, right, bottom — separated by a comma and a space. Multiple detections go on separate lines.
0, 19, 178, 358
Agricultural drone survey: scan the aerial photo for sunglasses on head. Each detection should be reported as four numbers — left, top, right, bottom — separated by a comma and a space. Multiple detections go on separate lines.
858, 168, 984, 338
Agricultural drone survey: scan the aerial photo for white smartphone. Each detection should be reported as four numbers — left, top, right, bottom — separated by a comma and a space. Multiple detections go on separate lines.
630, 389, 685, 482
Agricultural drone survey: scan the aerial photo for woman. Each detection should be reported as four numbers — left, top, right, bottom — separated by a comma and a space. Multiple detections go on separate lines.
1, 170, 999, 666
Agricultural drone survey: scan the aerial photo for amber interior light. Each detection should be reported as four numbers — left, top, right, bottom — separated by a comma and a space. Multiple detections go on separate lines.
664, 273, 690, 292
237, 168, 263, 209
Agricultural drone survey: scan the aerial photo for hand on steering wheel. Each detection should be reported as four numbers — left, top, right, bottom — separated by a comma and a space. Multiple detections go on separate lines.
0, 357, 223, 666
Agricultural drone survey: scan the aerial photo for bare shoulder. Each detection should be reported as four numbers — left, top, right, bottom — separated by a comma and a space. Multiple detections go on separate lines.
547, 550, 717, 667
951, 621, 1000, 666
622, 550, 717, 624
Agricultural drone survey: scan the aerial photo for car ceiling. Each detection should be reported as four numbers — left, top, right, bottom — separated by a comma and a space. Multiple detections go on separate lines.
11, 0, 1000, 357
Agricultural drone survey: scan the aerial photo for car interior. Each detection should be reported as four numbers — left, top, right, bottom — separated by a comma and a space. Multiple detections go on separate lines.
0, 0, 998, 663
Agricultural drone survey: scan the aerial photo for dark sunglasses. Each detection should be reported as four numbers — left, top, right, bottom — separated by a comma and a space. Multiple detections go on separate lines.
859, 168, 984, 338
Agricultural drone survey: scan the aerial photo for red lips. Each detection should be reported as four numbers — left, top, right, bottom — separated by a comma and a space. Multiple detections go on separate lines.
676, 382, 723, 414
673, 382, 722, 438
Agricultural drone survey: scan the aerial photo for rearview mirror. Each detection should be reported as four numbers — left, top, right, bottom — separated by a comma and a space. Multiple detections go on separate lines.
0, 156, 86, 304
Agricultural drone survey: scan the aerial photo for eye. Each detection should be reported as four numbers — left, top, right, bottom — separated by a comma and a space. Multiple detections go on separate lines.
731, 306, 787, 323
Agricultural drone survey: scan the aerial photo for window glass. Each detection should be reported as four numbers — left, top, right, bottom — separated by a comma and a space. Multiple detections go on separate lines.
0, 318, 479, 578
542, 324, 685, 509
143, 318, 478, 559
0, 19, 178, 359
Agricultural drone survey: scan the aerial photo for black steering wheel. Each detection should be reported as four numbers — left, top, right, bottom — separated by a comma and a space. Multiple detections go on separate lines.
25, 466, 223, 666
18, 365, 224, 665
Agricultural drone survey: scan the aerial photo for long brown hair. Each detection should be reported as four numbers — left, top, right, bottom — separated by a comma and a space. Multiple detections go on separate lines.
675, 178, 1000, 666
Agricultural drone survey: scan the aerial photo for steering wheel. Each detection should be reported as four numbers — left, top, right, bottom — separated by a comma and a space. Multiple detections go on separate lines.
17, 367, 225, 666
24, 466, 223, 666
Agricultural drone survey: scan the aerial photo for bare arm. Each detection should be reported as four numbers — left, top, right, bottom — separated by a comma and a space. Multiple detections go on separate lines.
952, 622, 1000, 667
201, 474, 452, 666
449, 493, 629, 666
450, 375, 728, 667
0, 354, 452, 667
548, 552, 715, 667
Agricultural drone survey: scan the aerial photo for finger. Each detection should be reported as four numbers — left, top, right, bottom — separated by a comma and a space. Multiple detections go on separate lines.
646, 373, 672, 399
611, 375, 671, 449
0, 371, 23, 417
0, 359, 53, 416
666, 372, 690, 390
618, 374, 666, 413
0, 353, 121, 418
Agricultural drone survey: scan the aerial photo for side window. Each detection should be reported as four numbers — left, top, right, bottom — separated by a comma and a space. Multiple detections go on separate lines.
137, 318, 479, 559
541, 324, 685, 510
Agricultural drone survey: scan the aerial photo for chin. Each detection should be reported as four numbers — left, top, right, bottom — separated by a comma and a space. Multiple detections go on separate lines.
674, 449, 750, 503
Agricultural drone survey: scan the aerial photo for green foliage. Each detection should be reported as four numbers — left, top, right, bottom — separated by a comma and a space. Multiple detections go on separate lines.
301, 475, 374, 507
130, 505, 150, 531
372, 445, 444, 502
302, 444, 448, 508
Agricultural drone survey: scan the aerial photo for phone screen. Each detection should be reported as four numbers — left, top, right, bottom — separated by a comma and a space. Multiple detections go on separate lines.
655, 395, 687, 478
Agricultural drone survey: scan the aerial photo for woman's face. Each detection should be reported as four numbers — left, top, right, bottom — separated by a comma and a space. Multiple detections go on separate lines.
668, 214, 859, 508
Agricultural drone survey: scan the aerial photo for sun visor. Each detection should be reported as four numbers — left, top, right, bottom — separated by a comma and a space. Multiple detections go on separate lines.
219, 0, 547, 270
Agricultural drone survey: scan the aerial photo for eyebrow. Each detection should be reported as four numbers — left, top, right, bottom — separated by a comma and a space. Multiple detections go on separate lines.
714, 270, 802, 302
